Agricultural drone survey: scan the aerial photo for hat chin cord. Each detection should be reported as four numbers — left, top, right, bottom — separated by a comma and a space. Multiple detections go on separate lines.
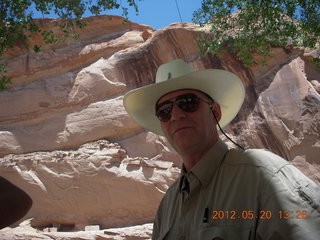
211, 110, 245, 150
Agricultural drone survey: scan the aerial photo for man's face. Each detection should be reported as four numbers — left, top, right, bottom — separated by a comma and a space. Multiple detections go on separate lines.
156, 89, 221, 156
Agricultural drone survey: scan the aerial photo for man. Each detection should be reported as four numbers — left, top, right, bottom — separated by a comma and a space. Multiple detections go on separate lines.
123, 59, 320, 239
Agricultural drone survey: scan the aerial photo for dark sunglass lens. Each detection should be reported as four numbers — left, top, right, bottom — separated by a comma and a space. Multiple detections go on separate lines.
176, 94, 200, 112
156, 102, 173, 122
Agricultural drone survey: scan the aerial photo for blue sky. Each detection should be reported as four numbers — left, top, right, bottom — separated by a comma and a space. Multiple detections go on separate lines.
31, 0, 203, 30
113, 0, 203, 29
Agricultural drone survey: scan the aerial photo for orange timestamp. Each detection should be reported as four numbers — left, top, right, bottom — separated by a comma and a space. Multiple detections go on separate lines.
278, 210, 309, 219
211, 210, 309, 220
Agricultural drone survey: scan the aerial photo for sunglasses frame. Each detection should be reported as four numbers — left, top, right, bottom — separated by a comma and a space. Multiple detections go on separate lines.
155, 93, 213, 122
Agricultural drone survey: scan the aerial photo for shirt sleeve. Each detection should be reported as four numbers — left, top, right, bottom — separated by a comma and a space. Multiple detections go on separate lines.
152, 208, 161, 240
256, 162, 320, 240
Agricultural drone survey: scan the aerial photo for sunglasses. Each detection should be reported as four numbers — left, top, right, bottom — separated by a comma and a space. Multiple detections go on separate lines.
155, 93, 212, 122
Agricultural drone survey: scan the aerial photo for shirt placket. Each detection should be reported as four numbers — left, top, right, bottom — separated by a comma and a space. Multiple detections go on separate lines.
179, 173, 202, 240
178, 175, 190, 240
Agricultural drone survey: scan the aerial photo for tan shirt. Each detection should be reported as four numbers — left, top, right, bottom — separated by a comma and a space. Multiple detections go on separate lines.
152, 139, 320, 240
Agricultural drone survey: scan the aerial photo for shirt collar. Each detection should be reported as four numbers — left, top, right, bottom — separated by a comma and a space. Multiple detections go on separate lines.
179, 139, 229, 191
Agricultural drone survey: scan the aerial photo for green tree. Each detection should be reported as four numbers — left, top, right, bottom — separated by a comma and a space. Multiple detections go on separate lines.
0, 0, 140, 90
193, 0, 320, 67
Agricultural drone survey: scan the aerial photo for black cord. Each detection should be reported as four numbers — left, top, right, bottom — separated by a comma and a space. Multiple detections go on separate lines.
174, 0, 183, 23
212, 110, 245, 150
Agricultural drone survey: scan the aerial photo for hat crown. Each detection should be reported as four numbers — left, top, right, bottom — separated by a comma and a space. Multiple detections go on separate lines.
156, 59, 195, 83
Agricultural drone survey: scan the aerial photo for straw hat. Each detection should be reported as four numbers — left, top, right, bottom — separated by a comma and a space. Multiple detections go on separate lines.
123, 59, 245, 136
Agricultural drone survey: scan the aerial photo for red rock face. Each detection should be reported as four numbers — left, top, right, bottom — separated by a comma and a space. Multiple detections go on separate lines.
0, 15, 319, 238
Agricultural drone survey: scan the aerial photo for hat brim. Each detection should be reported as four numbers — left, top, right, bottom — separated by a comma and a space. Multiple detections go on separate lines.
123, 69, 245, 136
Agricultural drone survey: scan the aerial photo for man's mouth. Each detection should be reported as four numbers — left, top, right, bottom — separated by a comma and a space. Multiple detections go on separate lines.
174, 127, 192, 134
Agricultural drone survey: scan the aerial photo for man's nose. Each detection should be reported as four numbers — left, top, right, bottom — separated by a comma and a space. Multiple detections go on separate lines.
170, 104, 186, 121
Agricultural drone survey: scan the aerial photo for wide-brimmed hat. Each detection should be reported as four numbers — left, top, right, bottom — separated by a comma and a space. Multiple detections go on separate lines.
123, 59, 245, 136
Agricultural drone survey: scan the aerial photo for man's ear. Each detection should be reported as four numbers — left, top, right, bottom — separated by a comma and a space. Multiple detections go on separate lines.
210, 102, 222, 122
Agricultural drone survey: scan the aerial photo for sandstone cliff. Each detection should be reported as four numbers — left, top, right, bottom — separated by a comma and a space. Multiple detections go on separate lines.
0, 15, 319, 239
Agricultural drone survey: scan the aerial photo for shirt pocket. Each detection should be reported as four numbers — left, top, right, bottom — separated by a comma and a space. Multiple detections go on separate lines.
294, 179, 320, 212
278, 164, 320, 211
198, 224, 253, 240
